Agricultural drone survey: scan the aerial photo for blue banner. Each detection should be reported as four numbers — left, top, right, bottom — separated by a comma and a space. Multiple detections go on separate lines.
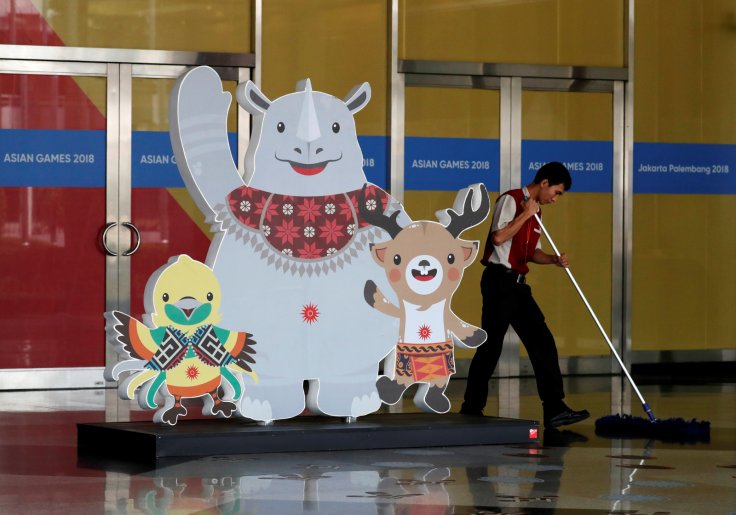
5, 128, 736, 195
633, 142, 736, 194
405, 136, 499, 191
132, 131, 237, 188
0, 128, 105, 187
522, 140, 613, 193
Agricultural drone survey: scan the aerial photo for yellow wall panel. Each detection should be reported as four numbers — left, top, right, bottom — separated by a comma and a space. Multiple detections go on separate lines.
406, 88, 500, 139
403, 0, 623, 67
632, 1, 736, 352
523, 91, 613, 141
635, 0, 736, 144
633, 195, 736, 350
29, 0, 251, 52
262, 0, 388, 135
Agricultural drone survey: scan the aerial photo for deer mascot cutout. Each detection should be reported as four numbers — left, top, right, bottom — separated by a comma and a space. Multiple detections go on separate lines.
361, 184, 491, 413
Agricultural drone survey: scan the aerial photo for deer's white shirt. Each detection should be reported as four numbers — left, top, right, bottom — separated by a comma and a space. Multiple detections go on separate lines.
401, 299, 447, 343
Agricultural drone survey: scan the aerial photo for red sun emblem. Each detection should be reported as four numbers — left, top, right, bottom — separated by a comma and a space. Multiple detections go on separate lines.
301, 303, 320, 324
418, 324, 432, 341
185, 365, 200, 381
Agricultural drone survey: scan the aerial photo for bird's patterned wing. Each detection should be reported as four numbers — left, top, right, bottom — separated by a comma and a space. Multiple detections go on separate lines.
225, 331, 257, 373
211, 326, 257, 372
106, 311, 159, 361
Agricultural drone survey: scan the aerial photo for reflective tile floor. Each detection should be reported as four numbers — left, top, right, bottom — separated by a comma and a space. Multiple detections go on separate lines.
0, 376, 734, 514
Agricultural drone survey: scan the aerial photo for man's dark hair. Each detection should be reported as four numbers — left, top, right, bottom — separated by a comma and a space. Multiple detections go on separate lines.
534, 161, 572, 191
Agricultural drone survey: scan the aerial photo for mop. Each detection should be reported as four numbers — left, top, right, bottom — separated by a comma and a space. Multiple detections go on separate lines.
534, 213, 710, 441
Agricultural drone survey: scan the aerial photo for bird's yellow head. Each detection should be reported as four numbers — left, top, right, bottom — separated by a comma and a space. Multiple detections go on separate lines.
150, 255, 221, 329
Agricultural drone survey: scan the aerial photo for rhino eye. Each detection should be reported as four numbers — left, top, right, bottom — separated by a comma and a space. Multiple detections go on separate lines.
332, 122, 340, 133
277, 122, 285, 133
448, 253, 455, 264
393, 254, 401, 265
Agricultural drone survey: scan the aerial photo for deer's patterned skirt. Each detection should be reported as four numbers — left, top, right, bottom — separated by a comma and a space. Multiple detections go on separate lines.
395, 341, 455, 382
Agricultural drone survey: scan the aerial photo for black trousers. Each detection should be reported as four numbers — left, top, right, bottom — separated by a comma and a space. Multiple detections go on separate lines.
461, 264, 565, 413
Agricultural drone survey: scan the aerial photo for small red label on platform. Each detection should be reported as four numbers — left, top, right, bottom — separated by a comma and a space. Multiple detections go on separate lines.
529, 428, 538, 439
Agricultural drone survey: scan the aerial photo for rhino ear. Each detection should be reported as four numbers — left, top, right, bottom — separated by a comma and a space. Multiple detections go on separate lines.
236, 80, 271, 115
344, 82, 371, 114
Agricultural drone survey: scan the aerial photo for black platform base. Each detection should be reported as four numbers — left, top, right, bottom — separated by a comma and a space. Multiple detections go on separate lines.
78, 413, 539, 463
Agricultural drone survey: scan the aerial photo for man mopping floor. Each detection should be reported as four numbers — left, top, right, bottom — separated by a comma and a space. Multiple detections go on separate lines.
460, 162, 589, 428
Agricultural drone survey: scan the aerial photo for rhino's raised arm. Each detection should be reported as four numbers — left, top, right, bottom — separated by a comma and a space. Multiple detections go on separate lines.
170, 66, 245, 216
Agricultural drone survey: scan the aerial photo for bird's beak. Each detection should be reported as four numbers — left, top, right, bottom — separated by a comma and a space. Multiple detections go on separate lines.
175, 297, 203, 320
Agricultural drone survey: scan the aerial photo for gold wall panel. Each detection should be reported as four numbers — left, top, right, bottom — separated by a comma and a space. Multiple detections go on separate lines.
29, 0, 251, 52
402, 0, 624, 66
635, 0, 736, 144
633, 1, 736, 351
633, 195, 736, 350
523, 91, 613, 141
406, 87, 500, 139
262, 0, 388, 135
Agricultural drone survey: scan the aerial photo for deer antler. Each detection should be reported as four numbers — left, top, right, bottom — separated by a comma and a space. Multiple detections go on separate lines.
358, 183, 403, 239
444, 184, 490, 238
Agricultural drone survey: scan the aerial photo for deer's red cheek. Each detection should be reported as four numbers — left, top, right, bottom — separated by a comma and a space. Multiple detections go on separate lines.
389, 269, 402, 283
448, 268, 461, 281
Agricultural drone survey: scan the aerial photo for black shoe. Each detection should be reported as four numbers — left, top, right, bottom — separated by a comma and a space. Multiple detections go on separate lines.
544, 407, 590, 428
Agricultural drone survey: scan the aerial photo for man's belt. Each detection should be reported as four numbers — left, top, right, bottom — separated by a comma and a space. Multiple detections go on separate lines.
489, 263, 526, 284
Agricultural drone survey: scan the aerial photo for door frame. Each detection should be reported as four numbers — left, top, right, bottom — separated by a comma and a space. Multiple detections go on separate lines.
0, 44, 254, 389
392, 59, 632, 381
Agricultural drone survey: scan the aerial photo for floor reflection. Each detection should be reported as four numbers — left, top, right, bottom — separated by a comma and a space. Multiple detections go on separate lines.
0, 377, 733, 514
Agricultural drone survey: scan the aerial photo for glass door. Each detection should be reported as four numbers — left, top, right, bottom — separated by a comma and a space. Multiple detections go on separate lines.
0, 67, 108, 388
520, 88, 615, 365
0, 57, 251, 391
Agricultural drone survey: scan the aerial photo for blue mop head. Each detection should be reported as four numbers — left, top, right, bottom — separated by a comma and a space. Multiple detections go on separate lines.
595, 414, 710, 442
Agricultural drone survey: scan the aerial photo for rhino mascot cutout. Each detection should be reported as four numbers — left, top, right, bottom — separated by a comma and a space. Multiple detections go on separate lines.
170, 66, 405, 423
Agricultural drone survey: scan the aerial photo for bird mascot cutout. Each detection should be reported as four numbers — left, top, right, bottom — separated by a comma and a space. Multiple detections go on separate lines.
104, 255, 257, 425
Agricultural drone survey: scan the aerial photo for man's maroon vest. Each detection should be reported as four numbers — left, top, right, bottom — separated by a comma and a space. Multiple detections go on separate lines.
481, 188, 541, 275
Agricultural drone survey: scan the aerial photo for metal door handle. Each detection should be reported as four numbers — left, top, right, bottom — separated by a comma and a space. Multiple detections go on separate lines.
101, 222, 118, 256
101, 222, 141, 256
121, 222, 141, 256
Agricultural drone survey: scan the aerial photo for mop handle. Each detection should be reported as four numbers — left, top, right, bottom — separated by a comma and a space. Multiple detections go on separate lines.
532, 213, 655, 421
